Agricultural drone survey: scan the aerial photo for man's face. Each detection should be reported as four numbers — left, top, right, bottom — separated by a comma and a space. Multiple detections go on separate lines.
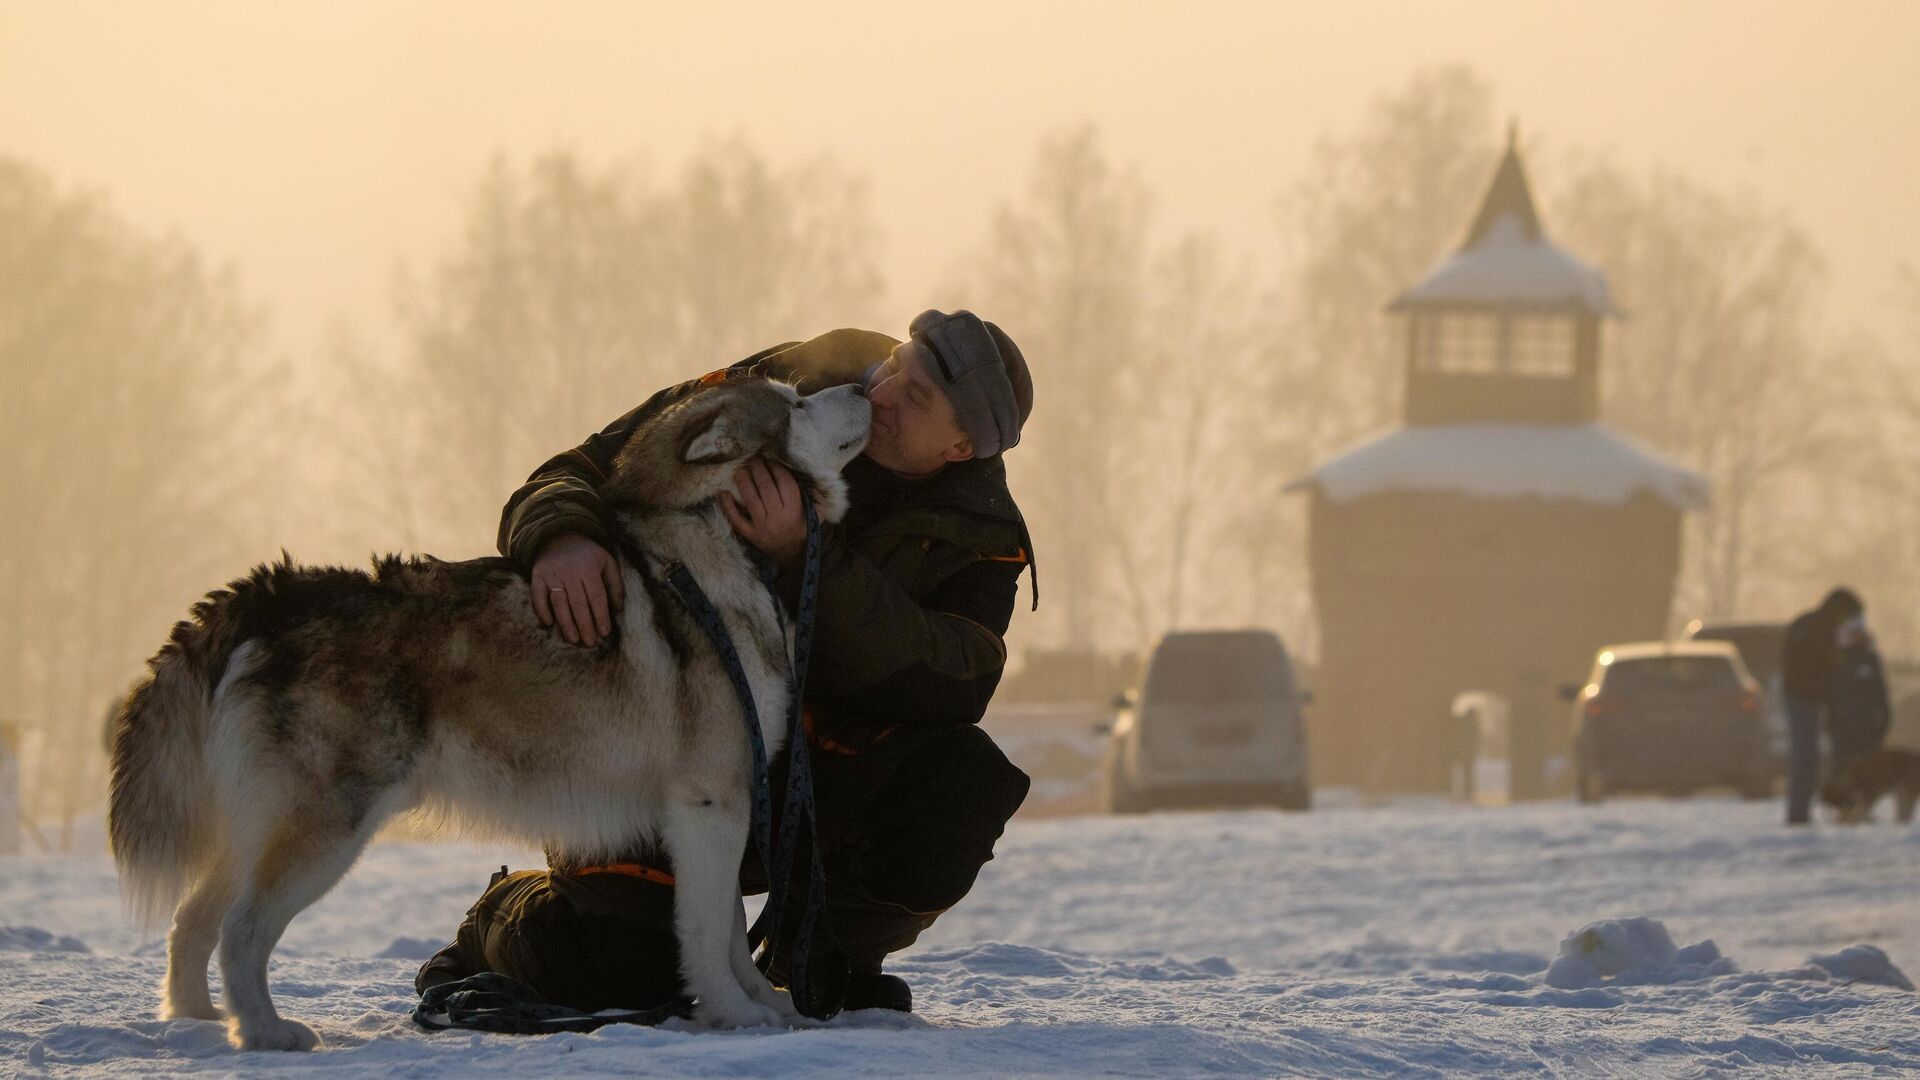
863, 339, 973, 475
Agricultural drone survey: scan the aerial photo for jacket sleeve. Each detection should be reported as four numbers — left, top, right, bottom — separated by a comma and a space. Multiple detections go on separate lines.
496, 340, 817, 568
496, 377, 702, 569
796, 528, 1022, 729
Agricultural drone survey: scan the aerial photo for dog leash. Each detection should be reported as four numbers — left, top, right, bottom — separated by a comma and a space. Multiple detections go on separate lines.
748, 498, 831, 1014
658, 498, 833, 1019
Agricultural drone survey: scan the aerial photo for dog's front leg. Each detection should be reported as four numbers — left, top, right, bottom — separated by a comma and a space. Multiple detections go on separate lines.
662, 793, 788, 1029
732, 894, 800, 1022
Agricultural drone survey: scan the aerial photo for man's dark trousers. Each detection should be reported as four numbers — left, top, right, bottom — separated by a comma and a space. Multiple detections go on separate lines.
1785, 693, 1822, 825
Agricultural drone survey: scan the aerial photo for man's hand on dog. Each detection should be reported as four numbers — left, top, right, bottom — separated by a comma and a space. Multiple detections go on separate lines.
532, 459, 802, 648
720, 458, 807, 567
532, 534, 625, 647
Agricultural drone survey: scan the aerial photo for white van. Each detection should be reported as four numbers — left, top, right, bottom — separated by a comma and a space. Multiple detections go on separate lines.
1098, 630, 1311, 813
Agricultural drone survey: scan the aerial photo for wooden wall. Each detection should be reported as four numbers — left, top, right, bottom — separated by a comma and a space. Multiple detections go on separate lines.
1305, 487, 1683, 797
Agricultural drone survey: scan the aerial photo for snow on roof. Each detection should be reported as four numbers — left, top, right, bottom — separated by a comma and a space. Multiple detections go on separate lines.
1288, 423, 1709, 509
1388, 134, 1621, 317
1389, 213, 1621, 316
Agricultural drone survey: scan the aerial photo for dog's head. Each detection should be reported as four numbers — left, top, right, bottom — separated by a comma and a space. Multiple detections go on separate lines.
608, 377, 871, 520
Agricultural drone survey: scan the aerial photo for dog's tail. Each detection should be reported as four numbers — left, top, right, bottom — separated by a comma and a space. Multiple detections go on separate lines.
109, 580, 258, 930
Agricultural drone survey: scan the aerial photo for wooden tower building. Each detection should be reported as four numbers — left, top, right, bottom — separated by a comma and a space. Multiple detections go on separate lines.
1289, 131, 1707, 798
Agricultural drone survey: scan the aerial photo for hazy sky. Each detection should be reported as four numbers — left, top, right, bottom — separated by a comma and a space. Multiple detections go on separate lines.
4, 1, 1916, 355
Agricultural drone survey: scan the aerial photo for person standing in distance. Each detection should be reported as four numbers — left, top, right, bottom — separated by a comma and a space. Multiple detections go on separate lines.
1780, 587, 1864, 825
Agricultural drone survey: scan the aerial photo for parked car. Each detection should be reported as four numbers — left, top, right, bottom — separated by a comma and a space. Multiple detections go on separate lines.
1566, 641, 1774, 803
1098, 629, 1310, 813
1683, 619, 1788, 775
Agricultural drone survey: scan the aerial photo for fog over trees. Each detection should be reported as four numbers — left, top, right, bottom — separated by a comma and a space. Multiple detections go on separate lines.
1, 157, 272, 847
362, 141, 884, 555
6, 68, 1916, 839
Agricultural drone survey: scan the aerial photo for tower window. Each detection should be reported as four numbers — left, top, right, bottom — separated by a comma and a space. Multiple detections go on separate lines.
1412, 313, 1577, 378
1507, 317, 1577, 377
1414, 314, 1499, 374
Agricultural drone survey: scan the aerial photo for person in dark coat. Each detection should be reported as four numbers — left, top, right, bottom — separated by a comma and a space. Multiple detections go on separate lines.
1827, 614, 1892, 768
414, 311, 1037, 1017
1780, 587, 1864, 824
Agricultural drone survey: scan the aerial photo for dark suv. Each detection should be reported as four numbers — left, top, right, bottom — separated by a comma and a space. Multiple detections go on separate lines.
1569, 641, 1774, 802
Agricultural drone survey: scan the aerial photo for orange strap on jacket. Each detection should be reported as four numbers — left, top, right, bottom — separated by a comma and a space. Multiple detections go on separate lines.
572, 861, 676, 886
803, 707, 861, 757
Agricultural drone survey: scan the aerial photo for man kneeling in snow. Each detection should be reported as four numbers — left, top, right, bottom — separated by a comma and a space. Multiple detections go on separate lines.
415, 311, 1036, 1017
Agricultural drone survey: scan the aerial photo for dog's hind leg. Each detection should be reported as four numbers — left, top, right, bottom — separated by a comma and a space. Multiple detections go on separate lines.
661, 793, 787, 1029
161, 861, 235, 1022
218, 814, 379, 1050
1896, 788, 1916, 824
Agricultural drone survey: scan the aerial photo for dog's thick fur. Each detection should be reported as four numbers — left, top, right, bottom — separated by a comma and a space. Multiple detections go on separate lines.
1820, 747, 1920, 824
108, 378, 870, 1049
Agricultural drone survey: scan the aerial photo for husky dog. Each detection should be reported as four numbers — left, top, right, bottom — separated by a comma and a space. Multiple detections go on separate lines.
108, 377, 870, 1050
1820, 747, 1920, 824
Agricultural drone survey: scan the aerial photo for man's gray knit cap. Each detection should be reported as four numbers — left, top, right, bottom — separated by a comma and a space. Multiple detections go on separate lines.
908, 308, 1033, 457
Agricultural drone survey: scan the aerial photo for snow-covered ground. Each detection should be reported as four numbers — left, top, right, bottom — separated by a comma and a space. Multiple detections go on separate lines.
5, 798, 1917, 1077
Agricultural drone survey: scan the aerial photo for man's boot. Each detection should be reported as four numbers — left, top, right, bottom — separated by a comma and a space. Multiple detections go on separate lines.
842, 970, 913, 1012
414, 939, 478, 995
762, 930, 911, 1013
414, 864, 512, 995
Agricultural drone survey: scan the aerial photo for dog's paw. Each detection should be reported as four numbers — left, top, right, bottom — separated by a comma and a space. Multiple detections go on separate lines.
229, 1016, 321, 1051
749, 1001, 791, 1028
694, 991, 788, 1030
742, 975, 801, 1024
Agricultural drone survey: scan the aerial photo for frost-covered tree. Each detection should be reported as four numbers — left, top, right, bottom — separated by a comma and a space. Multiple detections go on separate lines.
0, 157, 265, 845
955, 129, 1284, 654
398, 141, 883, 551
957, 126, 1155, 651
1131, 235, 1267, 637
1792, 272, 1920, 658
1550, 163, 1838, 622
1276, 65, 1502, 453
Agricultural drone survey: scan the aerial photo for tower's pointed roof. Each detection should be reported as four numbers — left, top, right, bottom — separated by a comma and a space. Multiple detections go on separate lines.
1389, 123, 1621, 317
1460, 120, 1542, 248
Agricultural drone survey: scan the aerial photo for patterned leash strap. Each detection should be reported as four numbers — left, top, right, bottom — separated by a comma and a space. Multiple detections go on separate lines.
746, 499, 830, 1012
661, 560, 776, 932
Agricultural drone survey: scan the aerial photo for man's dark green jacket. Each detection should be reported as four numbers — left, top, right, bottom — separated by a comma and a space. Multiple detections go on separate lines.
497, 329, 1035, 759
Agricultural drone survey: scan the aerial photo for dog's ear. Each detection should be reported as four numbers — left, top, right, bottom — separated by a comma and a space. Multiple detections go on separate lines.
682, 411, 743, 465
